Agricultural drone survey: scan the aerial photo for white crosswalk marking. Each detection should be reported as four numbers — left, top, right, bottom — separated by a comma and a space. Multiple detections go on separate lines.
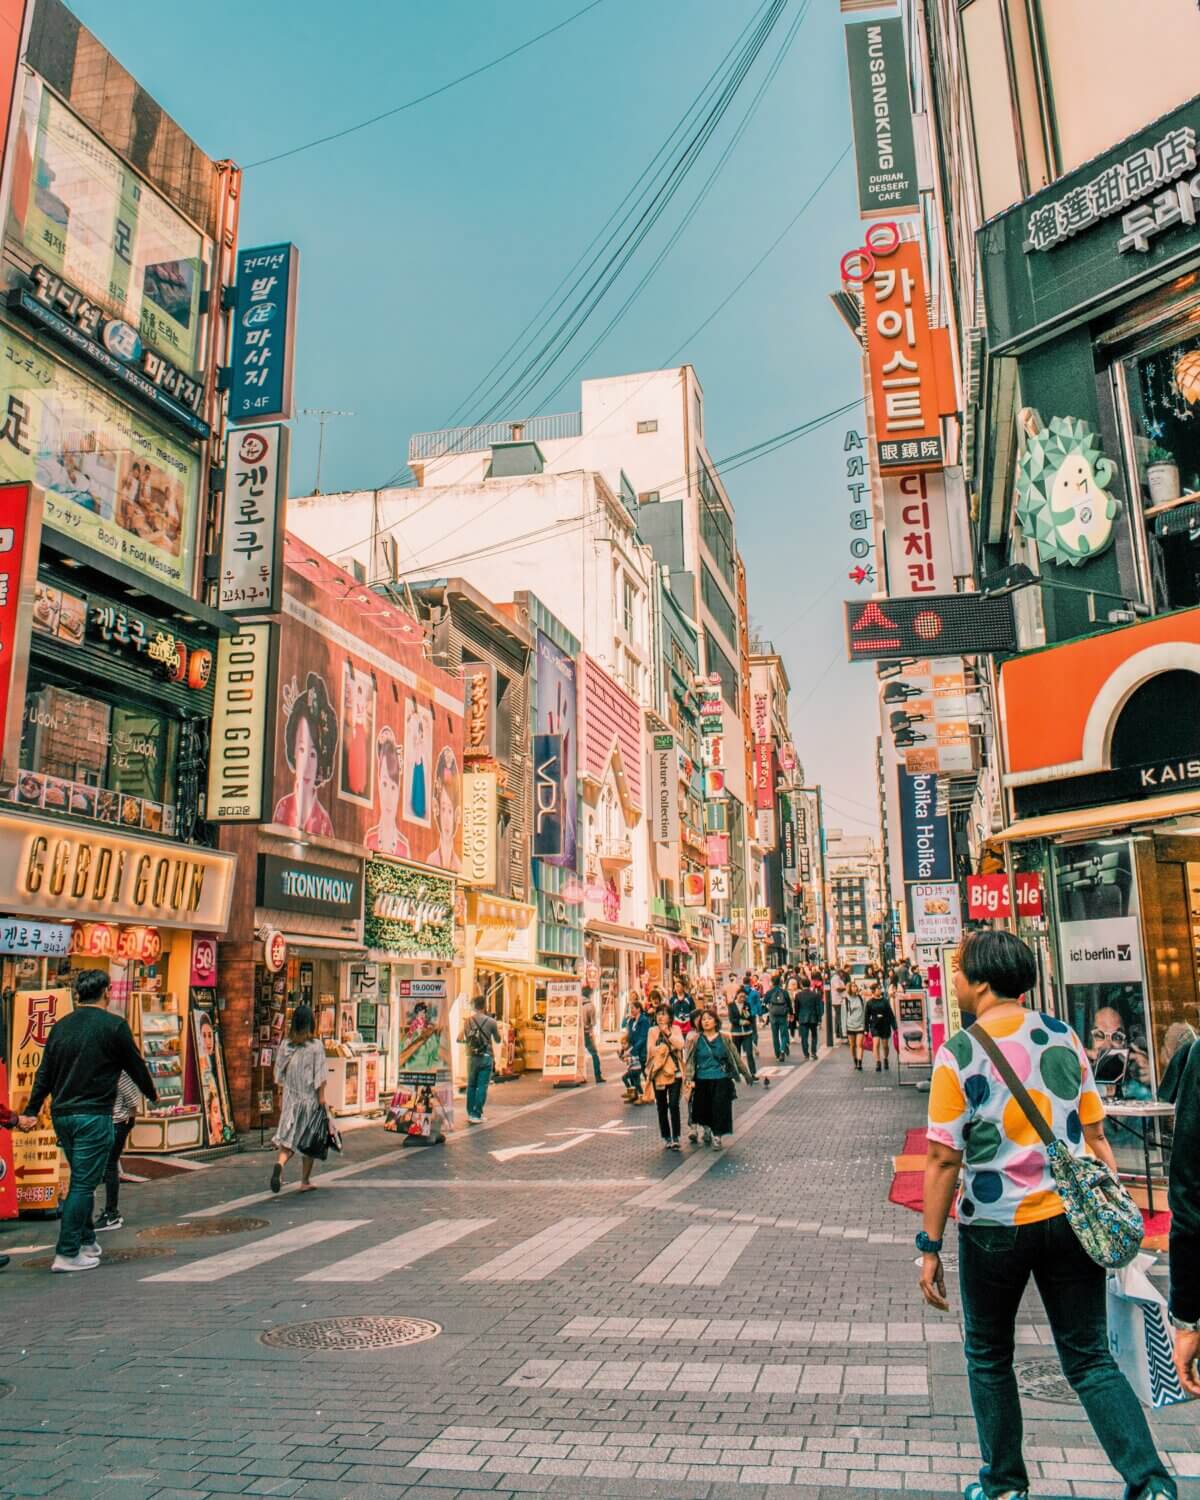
143, 1218, 369, 1283
463, 1215, 625, 1282
635, 1222, 758, 1285
298, 1217, 492, 1283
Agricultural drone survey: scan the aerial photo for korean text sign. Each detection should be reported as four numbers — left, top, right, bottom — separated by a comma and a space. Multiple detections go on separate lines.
882, 470, 954, 596
229, 244, 299, 424
860, 235, 945, 470
8, 988, 73, 1211
219, 425, 289, 613
0, 483, 39, 775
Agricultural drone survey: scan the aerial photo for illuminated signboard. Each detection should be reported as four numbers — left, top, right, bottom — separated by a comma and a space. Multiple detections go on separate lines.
843, 594, 1017, 662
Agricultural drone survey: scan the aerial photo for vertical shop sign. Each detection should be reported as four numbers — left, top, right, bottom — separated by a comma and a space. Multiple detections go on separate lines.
190, 933, 218, 987
534, 633, 577, 868
8, 987, 73, 1211
882, 469, 954, 596
751, 691, 770, 743
843, 428, 875, 586
461, 771, 498, 886
0, 482, 41, 777
898, 768, 951, 882
780, 796, 797, 873
228, 243, 299, 423
652, 733, 679, 846
218, 424, 289, 614
0, 1058, 14, 1218
207, 622, 277, 821
532, 731, 565, 859
754, 742, 774, 809
463, 662, 496, 759
845, 17, 918, 218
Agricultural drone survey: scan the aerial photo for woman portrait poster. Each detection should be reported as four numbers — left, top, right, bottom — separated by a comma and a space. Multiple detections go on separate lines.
339, 660, 375, 806
273, 672, 337, 837
427, 746, 462, 873
404, 698, 433, 826
364, 727, 411, 857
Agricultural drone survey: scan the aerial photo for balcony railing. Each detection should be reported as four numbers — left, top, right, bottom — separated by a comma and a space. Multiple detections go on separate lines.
595, 835, 632, 869
408, 411, 582, 462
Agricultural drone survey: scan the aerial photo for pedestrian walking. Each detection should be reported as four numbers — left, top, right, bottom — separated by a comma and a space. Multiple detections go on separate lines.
619, 997, 650, 1100
918, 930, 1176, 1500
93, 1070, 143, 1232
793, 977, 823, 1060
670, 976, 696, 1036
727, 989, 765, 1085
581, 985, 604, 1083
864, 986, 897, 1071
684, 1006, 751, 1149
459, 993, 502, 1123
1166, 1028, 1200, 1397
271, 1004, 330, 1193
843, 984, 867, 1070
17, 969, 156, 1273
646, 1004, 685, 1151
765, 972, 791, 1061
742, 971, 764, 1023
829, 967, 847, 1041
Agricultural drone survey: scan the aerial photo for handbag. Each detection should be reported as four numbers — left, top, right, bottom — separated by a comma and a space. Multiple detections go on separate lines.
969, 1024, 1142, 1270
295, 1100, 336, 1161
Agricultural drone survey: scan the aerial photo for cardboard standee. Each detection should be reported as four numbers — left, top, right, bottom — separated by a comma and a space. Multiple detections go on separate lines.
544, 979, 585, 1089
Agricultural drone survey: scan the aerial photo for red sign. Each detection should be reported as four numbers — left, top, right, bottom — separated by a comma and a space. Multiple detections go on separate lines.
263, 928, 287, 973
0, 1059, 15, 1220
116, 926, 161, 963
706, 833, 729, 868
1015, 872, 1043, 917
0, 483, 39, 776
754, 743, 774, 810
190, 933, 218, 987
967, 873, 1045, 920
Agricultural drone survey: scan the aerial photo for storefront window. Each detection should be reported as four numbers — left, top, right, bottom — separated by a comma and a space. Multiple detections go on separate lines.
18, 681, 179, 825
1121, 329, 1200, 612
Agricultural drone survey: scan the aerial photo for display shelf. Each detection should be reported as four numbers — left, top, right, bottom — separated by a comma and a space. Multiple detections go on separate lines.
131, 989, 200, 1150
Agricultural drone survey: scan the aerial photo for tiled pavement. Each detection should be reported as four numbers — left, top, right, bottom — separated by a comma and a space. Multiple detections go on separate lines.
0, 1045, 1196, 1500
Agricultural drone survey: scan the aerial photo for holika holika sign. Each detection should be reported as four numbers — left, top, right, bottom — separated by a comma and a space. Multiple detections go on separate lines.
364, 856, 454, 958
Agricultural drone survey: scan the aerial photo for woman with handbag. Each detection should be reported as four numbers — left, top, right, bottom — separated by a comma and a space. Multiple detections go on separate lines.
645, 1003, 685, 1151
270, 1004, 331, 1194
919, 931, 1174, 1500
684, 1006, 751, 1151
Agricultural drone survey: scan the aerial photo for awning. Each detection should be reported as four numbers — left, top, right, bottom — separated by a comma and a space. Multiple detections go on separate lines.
585, 920, 658, 955
991, 790, 1200, 845
474, 957, 570, 981
654, 931, 689, 953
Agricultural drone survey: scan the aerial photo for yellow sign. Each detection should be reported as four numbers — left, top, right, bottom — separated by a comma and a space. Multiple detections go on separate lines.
460, 772, 498, 887
207, 623, 275, 821
0, 811, 237, 930
8, 988, 73, 1211
940, 944, 963, 1038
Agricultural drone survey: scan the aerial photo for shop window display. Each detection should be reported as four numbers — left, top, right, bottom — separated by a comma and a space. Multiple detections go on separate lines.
1123, 332, 1200, 611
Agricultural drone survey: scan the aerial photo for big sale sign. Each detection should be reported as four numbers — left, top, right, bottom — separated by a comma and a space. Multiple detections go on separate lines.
966, 873, 1044, 920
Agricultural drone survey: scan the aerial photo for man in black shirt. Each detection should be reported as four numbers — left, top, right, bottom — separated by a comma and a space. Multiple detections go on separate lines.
19, 969, 156, 1273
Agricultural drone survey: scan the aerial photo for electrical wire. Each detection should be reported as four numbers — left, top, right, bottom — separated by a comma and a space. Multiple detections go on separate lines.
245, 0, 611, 169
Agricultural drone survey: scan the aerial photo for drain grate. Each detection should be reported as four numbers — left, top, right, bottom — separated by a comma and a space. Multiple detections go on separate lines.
1014, 1357, 1078, 1405
261, 1316, 442, 1351
139, 1216, 268, 1241
21, 1246, 175, 1270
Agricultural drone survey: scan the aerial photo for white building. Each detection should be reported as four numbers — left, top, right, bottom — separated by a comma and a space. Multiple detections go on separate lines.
825, 833, 884, 967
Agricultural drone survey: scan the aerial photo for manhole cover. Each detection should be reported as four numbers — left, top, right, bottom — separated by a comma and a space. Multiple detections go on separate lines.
139, 1216, 268, 1241
261, 1316, 441, 1351
21, 1246, 175, 1270
1015, 1357, 1078, 1404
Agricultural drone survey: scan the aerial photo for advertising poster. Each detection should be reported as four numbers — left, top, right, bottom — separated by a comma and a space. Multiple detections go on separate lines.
543, 979, 583, 1080
386, 1071, 452, 1139
534, 632, 577, 867
911, 883, 963, 946
8, 987, 72, 1211
7, 77, 209, 373
1059, 916, 1142, 986
895, 991, 930, 1067
272, 537, 464, 867
397, 979, 449, 1076
0, 324, 200, 591
190, 1006, 235, 1146
0, 1059, 15, 1219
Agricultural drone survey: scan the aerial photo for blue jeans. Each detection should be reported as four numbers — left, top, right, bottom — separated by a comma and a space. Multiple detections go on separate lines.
53, 1113, 114, 1257
466, 1054, 493, 1119
770, 1016, 790, 1058
959, 1214, 1174, 1499
584, 1031, 602, 1083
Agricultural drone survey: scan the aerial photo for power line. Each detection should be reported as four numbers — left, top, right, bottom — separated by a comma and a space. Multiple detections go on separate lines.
245, 0, 611, 170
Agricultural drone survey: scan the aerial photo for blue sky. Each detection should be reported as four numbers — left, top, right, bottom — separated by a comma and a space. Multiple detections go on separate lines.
69, 0, 880, 835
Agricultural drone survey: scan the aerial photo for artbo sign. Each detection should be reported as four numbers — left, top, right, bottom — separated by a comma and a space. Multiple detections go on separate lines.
219, 425, 289, 613
206, 623, 276, 822
652, 733, 679, 846
256, 854, 363, 921
844, 18, 919, 218
1059, 916, 1141, 985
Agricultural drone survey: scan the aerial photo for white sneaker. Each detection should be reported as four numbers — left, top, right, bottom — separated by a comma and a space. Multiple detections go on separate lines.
51, 1252, 99, 1273
81, 1241, 102, 1257
466, 1115, 481, 1125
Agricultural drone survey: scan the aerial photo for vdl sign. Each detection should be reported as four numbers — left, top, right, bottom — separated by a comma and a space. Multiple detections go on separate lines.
533, 732, 564, 859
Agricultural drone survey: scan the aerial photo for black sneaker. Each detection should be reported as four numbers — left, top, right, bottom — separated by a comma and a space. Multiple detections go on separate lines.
270, 1164, 282, 1193
94, 1211, 123, 1232
0, 1253, 9, 1271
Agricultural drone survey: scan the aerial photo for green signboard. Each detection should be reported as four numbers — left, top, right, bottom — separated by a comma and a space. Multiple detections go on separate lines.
980, 98, 1200, 353
363, 856, 455, 960
845, 18, 918, 220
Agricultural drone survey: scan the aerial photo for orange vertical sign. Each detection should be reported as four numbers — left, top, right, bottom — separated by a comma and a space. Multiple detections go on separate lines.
0, 1059, 16, 1219
861, 236, 945, 472
8, 988, 73, 1213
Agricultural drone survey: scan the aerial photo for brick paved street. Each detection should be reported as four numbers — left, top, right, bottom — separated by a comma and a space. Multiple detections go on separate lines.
1, 1048, 1196, 1500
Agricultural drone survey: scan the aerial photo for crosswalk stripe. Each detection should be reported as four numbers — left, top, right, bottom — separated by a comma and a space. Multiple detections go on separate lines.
298, 1217, 492, 1283
463, 1215, 625, 1282
143, 1218, 369, 1283
635, 1222, 758, 1285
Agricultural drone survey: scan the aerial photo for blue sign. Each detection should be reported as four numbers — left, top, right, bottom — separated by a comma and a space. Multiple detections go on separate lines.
228, 243, 299, 424
898, 769, 951, 883
532, 732, 565, 859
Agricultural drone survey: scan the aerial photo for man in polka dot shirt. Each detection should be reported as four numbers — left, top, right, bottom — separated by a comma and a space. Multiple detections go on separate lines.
917, 930, 1175, 1500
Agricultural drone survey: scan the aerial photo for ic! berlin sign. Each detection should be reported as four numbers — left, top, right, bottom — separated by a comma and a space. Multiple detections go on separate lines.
845, 593, 1017, 662
966, 873, 1044, 920
652, 733, 679, 846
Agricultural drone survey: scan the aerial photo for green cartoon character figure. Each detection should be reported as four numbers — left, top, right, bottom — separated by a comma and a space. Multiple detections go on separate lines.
1014, 410, 1120, 567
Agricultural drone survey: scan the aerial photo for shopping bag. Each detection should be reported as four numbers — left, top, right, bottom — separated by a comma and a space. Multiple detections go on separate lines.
1106, 1254, 1190, 1409
863, 1034, 874, 1052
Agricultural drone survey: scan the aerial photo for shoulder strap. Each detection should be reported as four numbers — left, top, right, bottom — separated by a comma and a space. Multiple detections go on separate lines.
968, 1023, 1055, 1148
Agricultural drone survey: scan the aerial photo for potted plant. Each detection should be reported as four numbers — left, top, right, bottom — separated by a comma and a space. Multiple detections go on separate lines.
1146, 443, 1181, 504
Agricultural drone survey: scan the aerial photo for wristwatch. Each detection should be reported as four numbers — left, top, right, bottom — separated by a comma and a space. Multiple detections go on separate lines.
1168, 1310, 1200, 1332
915, 1230, 943, 1254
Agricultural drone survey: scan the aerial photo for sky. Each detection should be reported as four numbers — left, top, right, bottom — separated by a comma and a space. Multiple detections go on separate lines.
69, 0, 881, 837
